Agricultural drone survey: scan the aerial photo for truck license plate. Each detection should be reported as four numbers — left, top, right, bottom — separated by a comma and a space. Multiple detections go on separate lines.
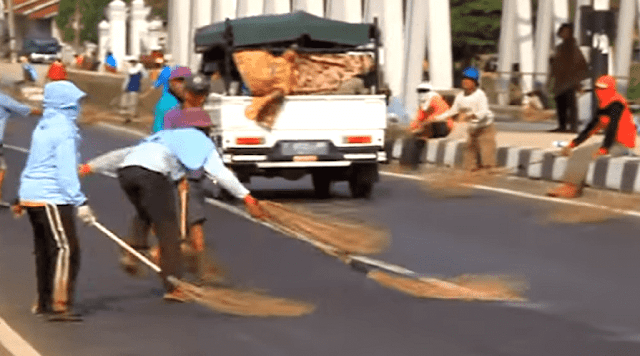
281, 141, 329, 156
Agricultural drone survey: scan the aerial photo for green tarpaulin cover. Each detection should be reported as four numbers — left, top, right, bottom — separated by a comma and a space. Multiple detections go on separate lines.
195, 11, 374, 52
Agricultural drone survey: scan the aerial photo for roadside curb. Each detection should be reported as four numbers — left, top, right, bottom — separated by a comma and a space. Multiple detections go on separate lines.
386, 138, 640, 194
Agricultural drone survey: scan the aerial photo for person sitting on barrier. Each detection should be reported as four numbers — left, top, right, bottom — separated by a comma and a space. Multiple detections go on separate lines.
547, 75, 637, 198
435, 67, 497, 172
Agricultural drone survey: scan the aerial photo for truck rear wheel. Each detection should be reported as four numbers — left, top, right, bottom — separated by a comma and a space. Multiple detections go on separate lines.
312, 172, 331, 198
349, 164, 378, 199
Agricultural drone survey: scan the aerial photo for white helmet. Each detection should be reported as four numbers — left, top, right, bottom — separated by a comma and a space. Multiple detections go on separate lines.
416, 81, 432, 92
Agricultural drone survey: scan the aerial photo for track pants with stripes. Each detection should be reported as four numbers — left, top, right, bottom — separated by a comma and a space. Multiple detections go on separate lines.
26, 204, 80, 313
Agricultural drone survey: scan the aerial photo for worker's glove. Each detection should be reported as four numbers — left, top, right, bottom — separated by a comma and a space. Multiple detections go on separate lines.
77, 204, 97, 225
243, 195, 269, 221
592, 147, 608, 159
78, 164, 93, 178
30, 107, 43, 116
10, 199, 24, 219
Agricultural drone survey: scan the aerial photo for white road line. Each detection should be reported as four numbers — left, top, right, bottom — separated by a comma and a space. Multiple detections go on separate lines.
95, 123, 147, 138
380, 171, 640, 219
0, 319, 42, 356
3, 144, 29, 154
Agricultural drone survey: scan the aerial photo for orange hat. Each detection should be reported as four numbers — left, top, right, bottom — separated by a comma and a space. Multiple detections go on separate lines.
595, 75, 616, 90
47, 62, 67, 81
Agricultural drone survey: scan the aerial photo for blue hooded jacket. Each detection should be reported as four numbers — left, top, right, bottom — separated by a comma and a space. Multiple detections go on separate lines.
0, 91, 31, 144
19, 81, 87, 206
152, 65, 179, 133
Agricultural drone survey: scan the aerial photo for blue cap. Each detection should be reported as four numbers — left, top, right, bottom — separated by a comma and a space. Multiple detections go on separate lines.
461, 67, 480, 82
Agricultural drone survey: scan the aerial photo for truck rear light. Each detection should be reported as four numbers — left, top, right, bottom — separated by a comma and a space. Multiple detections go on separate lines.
236, 137, 264, 145
344, 136, 372, 144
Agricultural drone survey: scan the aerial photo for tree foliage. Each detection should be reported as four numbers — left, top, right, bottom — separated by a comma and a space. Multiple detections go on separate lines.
450, 0, 502, 61
56, 0, 167, 45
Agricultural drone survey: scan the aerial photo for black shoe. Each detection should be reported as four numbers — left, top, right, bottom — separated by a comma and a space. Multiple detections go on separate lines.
47, 310, 83, 322
0, 200, 10, 209
548, 127, 565, 133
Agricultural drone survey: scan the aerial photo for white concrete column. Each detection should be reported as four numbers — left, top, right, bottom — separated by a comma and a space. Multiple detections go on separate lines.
213, 0, 238, 22
147, 18, 163, 51
592, 0, 612, 75
574, 0, 592, 47
190, 0, 214, 70
172, 0, 192, 66
379, 0, 403, 101
326, 0, 362, 22
237, 0, 264, 18
130, 0, 147, 57
515, 0, 534, 93
292, 0, 324, 17
615, 0, 635, 94
553, 0, 569, 44
264, 0, 290, 14
425, 0, 453, 91
402, 0, 429, 115
534, 0, 553, 89
107, 0, 127, 70
98, 20, 110, 72
497, 0, 516, 105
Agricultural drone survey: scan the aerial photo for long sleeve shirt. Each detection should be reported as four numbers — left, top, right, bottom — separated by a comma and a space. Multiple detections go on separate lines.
0, 91, 32, 144
19, 81, 87, 206
436, 89, 494, 131
87, 128, 250, 199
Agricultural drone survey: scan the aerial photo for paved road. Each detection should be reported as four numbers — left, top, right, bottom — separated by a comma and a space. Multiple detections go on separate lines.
1, 114, 640, 355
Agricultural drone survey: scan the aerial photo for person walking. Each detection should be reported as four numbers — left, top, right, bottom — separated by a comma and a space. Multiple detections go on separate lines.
548, 23, 588, 133
547, 75, 637, 198
435, 67, 497, 172
14, 67, 96, 322
0, 91, 42, 205
119, 56, 146, 123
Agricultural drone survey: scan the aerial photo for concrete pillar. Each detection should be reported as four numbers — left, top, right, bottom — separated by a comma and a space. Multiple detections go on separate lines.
497, 0, 516, 105
190, 0, 214, 71
592, 0, 612, 75
615, 0, 635, 94
147, 18, 163, 52
402, 0, 429, 116
515, 0, 535, 93
425, 0, 453, 91
326, 0, 362, 22
534, 0, 553, 89
379, 0, 403, 102
98, 20, 110, 72
107, 0, 127, 70
237, 0, 264, 18
552, 0, 569, 44
264, 0, 290, 14
130, 0, 147, 57
172, 0, 192, 67
292, 0, 324, 17
213, 0, 238, 22
574, 0, 592, 46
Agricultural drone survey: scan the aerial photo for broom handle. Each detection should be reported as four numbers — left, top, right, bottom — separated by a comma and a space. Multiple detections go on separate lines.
91, 220, 162, 274
180, 178, 188, 240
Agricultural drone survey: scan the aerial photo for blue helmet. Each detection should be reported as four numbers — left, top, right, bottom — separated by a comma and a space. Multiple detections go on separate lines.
461, 67, 480, 82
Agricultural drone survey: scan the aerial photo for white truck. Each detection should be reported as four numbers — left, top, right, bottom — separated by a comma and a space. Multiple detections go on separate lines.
195, 11, 387, 198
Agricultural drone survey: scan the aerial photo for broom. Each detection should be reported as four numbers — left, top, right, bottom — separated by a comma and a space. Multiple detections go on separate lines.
91, 220, 314, 317
258, 201, 390, 255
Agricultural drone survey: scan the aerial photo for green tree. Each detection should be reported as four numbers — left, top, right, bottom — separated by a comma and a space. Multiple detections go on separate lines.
56, 0, 168, 45
450, 0, 502, 61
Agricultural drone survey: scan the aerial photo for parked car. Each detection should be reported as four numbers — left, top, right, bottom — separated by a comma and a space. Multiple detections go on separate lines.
22, 37, 61, 63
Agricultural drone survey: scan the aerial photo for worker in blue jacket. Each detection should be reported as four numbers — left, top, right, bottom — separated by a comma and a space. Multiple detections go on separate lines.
15, 68, 96, 322
80, 127, 268, 302
0, 91, 41, 205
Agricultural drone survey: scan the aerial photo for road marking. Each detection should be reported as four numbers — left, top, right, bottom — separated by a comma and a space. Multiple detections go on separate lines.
3, 144, 29, 154
95, 123, 147, 138
0, 318, 42, 356
380, 171, 640, 219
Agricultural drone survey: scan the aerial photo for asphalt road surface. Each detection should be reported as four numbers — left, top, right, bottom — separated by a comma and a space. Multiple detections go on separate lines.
1, 114, 640, 355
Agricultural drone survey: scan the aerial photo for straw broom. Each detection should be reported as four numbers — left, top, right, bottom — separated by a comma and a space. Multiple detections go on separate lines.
258, 201, 390, 255
91, 220, 315, 317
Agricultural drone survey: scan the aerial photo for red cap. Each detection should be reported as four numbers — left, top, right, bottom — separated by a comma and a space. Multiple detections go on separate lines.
47, 62, 67, 81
